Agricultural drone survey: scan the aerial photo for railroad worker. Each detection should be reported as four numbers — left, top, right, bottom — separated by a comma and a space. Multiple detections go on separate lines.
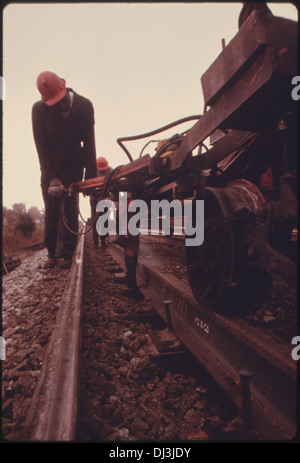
116, 192, 144, 301
90, 156, 113, 249
32, 71, 97, 269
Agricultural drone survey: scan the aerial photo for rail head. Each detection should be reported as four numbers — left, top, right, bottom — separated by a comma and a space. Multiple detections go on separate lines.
21, 230, 85, 441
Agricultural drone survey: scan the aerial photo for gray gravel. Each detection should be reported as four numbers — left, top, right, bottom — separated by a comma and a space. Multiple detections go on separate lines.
76, 232, 246, 442
2, 233, 272, 442
2, 249, 69, 441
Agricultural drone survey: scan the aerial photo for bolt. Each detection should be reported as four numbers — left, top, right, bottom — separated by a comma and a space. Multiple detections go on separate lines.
239, 369, 255, 431
163, 300, 173, 332
247, 245, 257, 261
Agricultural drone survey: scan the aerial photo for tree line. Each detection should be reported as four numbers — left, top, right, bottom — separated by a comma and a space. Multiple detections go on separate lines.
2, 203, 45, 260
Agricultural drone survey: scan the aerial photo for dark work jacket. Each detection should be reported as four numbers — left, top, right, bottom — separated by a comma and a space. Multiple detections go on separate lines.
32, 88, 97, 189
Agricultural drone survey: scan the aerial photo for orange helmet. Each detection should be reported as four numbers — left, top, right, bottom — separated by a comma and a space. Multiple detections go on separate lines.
37, 71, 66, 106
97, 156, 109, 171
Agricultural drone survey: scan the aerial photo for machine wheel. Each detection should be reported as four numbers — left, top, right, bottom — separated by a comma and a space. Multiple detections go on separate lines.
185, 179, 265, 309
185, 188, 235, 307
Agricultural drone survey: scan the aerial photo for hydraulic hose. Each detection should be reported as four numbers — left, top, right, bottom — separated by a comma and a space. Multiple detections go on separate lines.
117, 115, 202, 162
61, 166, 120, 236
61, 191, 96, 236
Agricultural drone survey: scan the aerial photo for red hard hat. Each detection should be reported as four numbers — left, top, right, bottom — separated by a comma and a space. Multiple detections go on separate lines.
37, 71, 66, 106
97, 156, 109, 171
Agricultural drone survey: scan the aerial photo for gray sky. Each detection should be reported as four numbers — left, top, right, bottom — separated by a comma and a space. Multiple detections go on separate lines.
2, 2, 298, 216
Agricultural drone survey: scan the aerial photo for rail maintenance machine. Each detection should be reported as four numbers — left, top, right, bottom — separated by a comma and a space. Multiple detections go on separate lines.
70, 4, 298, 311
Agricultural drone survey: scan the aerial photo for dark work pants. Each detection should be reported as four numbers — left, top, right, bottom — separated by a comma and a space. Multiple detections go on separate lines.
90, 196, 107, 247
42, 186, 78, 260
124, 234, 140, 288
122, 203, 140, 289
90, 196, 99, 245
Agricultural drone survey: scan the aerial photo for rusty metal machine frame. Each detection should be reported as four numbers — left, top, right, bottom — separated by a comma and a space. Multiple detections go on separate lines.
70, 6, 298, 309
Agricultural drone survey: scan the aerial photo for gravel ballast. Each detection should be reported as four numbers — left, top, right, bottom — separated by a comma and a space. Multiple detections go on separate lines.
2, 249, 69, 440
76, 232, 245, 442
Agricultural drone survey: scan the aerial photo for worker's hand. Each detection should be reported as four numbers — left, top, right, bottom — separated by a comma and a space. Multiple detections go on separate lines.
48, 178, 65, 198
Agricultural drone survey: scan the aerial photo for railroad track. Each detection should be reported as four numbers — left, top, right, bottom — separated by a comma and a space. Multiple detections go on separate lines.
20, 231, 297, 441
110, 240, 297, 441
21, 231, 84, 441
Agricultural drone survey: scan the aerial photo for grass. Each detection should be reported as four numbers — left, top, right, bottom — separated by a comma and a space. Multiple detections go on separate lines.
2, 226, 44, 262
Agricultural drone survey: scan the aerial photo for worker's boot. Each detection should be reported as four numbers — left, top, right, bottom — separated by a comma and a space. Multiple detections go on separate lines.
126, 264, 137, 289
125, 264, 144, 301
42, 255, 57, 269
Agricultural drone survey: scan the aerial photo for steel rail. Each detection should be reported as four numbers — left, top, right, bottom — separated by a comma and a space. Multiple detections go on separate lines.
21, 229, 85, 441
108, 242, 298, 441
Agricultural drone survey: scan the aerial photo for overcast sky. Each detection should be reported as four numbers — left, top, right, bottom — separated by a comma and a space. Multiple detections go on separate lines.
2, 2, 298, 217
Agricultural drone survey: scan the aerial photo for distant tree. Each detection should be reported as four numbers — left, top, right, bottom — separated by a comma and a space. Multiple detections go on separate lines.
15, 212, 36, 238
3, 206, 17, 228
27, 206, 44, 223
12, 203, 26, 215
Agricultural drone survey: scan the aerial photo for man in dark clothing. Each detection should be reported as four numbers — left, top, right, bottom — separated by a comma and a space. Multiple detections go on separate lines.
90, 156, 113, 249
32, 71, 97, 268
